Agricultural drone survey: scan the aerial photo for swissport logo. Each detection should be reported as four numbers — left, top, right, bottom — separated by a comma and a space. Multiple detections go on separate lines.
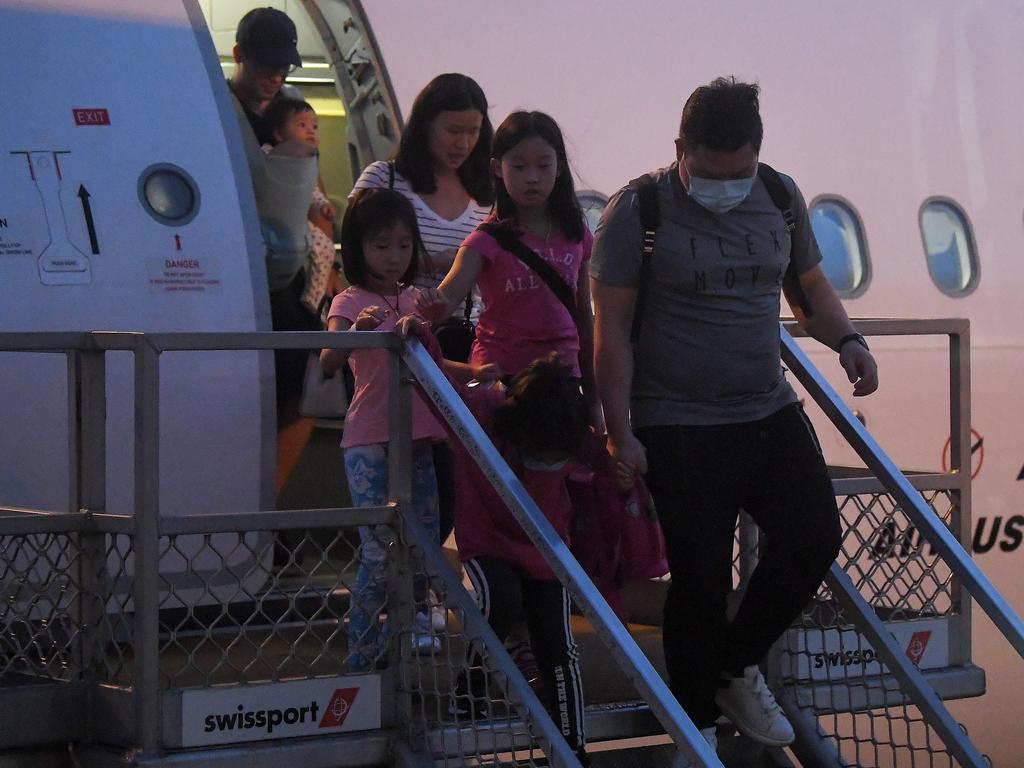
320, 688, 360, 728
201, 687, 360, 736
184, 677, 380, 747
905, 631, 932, 666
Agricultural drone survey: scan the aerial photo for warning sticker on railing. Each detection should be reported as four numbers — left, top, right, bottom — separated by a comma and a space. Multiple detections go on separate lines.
178, 675, 381, 747
785, 618, 949, 682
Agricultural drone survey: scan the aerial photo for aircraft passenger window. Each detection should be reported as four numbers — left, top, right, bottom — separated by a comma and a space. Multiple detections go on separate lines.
138, 164, 200, 226
920, 199, 978, 296
809, 198, 869, 297
577, 190, 608, 235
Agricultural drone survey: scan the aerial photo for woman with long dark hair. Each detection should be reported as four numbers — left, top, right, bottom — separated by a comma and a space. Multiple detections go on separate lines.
351, 73, 493, 319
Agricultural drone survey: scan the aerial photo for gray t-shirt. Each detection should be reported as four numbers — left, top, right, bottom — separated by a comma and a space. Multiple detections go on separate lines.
590, 162, 821, 426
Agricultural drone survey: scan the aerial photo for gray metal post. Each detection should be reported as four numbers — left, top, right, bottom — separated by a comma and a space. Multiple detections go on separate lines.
74, 347, 108, 743
133, 339, 163, 755
383, 347, 415, 730
949, 327, 973, 667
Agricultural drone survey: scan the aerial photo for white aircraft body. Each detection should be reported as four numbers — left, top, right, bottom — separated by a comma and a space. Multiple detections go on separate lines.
1, 0, 1021, 763
362, 5, 1024, 762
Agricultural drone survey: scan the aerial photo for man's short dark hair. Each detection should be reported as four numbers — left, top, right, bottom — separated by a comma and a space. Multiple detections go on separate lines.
679, 77, 763, 153
236, 7, 302, 69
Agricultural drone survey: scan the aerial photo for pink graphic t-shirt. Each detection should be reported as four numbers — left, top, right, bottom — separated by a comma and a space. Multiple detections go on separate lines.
463, 222, 592, 377
328, 285, 447, 449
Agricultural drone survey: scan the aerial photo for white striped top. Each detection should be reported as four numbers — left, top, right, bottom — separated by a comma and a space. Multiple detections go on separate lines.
351, 161, 490, 316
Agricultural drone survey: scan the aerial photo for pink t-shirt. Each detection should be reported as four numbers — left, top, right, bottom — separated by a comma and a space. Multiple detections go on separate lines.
328, 285, 447, 448
463, 223, 593, 377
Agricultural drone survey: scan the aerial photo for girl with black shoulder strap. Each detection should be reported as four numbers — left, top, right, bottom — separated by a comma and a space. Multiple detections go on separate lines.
417, 110, 603, 431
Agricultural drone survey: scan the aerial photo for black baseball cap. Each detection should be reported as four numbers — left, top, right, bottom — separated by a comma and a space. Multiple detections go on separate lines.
236, 7, 302, 69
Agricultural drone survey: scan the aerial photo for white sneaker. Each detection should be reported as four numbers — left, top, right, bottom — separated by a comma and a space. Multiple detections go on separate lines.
714, 665, 794, 746
412, 611, 441, 655
430, 605, 448, 632
671, 726, 718, 767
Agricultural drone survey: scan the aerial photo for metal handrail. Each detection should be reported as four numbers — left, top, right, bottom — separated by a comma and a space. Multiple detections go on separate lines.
401, 339, 721, 767
0, 331, 716, 768
822, 564, 987, 766
6, 325, 1010, 764
777, 322, 1019, 766
781, 326, 1024, 660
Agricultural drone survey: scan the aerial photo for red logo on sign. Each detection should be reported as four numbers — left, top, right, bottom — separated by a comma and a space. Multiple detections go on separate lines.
72, 108, 110, 126
319, 688, 359, 728
905, 631, 932, 666
941, 427, 984, 480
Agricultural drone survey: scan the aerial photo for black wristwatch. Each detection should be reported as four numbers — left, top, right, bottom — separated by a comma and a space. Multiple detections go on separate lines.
837, 332, 869, 352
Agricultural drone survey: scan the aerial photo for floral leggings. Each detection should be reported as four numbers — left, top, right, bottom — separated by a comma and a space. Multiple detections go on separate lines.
343, 440, 439, 670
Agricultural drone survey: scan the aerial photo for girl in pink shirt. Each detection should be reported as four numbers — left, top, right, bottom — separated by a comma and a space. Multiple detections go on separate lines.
450, 354, 590, 760
418, 111, 602, 430
320, 188, 446, 672
397, 315, 591, 761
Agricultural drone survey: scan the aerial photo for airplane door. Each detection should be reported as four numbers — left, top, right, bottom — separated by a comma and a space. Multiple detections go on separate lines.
0, 0, 275, 604
203, 0, 402, 197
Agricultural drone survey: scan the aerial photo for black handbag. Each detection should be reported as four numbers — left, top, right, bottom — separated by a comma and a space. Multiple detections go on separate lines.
433, 294, 475, 363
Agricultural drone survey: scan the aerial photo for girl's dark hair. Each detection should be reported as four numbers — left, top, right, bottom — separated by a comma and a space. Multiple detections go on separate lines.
492, 111, 584, 243
679, 76, 763, 153
340, 188, 422, 288
491, 353, 588, 460
261, 97, 315, 145
394, 73, 494, 205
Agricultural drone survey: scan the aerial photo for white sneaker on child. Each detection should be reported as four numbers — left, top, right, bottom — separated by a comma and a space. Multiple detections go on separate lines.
430, 605, 448, 632
412, 611, 442, 655
714, 665, 794, 746
671, 726, 718, 767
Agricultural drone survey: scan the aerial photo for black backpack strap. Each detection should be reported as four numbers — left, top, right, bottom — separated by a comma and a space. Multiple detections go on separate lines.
480, 221, 576, 317
387, 161, 395, 189
628, 174, 659, 343
757, 162, 814, 317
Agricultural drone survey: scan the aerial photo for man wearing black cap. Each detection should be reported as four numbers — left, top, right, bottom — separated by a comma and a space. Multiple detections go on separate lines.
227, 7, 319, 446
229, 7, 304, 146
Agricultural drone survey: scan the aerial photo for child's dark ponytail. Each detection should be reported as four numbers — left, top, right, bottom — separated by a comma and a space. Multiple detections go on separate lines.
491, 353, 588, 459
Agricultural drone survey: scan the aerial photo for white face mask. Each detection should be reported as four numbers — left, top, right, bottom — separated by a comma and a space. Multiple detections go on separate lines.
685, 173, 755, 214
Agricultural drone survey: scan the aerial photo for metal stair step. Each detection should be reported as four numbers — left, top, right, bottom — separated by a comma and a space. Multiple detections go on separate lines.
584, 729, 795, 768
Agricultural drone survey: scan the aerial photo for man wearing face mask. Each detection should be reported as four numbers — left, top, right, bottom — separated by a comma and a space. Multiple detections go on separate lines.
590, 77, 878, 757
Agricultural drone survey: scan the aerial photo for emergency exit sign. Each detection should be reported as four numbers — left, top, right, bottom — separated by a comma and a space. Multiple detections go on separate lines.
72, 108, 110, 125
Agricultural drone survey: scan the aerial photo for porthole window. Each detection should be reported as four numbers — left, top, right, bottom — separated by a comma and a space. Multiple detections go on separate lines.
577, 190, 608, 235
809, 198, 870, 297
919, 199, 978, 296
138, 164, 200, 226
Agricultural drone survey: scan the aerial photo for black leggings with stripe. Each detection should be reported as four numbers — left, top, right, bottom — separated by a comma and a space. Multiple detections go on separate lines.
465, 556, 585, 751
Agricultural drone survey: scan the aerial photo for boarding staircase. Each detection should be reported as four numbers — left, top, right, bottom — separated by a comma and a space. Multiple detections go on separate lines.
0, 320, 1019, 767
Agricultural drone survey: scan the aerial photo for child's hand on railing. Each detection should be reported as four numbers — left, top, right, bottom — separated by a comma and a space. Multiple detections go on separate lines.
395, 313, 430, 340
354, 306, 388, 331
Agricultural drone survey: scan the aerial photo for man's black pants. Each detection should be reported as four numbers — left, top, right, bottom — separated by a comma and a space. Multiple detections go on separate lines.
636, 403, 842, 728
